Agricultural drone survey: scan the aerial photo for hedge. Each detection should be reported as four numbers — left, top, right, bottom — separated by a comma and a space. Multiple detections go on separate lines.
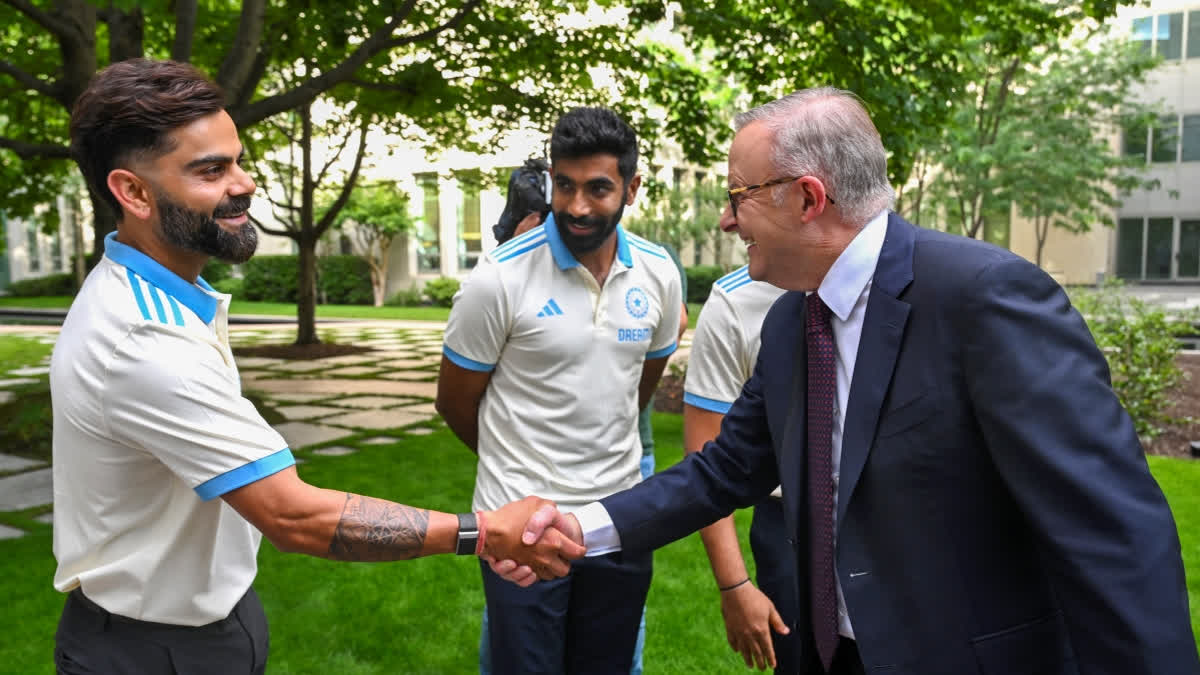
238, 255, 373, 304
5, 272, 76, 297
239, 256, 299, 302
318, 255, 372, 305
684, 265, 726, 305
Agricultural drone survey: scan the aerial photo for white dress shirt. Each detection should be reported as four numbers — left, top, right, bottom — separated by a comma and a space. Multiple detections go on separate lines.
576, 210, 890, 639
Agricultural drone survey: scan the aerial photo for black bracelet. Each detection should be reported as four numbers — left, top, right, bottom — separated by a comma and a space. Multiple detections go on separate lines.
718, 578, 751, 592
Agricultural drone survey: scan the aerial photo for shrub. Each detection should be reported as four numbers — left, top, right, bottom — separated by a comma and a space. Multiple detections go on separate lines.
200, 260, 233, 284
5, 272, 76, 297
212, 278, 244, 296
386, 284, 424, 307
240, 255, 298, 302
1072, 278, 1189, 440
424, 276, 461, 307
684, 265, 726, 304
317, 255, 372, 305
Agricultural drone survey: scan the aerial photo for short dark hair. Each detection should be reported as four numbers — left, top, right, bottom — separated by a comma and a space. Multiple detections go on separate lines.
549, 107, 638, 183
69, 59, 226, 218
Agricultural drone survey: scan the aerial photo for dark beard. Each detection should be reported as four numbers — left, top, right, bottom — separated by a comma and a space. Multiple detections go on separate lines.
555, 202, 624, 258
156, 189, 258, 264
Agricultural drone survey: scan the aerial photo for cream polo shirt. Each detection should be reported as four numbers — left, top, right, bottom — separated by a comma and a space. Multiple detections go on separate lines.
443, 217, 682, 512
51, 232, 293, 626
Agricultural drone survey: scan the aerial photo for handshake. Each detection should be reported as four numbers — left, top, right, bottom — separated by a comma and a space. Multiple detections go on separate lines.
478, 496, 585, 587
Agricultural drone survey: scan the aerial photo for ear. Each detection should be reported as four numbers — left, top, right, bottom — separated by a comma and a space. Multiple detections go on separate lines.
624, 174, 641, 205
106, 169, 153, 222
793, 176, 831, 222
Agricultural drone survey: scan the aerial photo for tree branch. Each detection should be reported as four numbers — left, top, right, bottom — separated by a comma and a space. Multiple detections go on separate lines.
249, 213, 294, 238
172, 0, 198, 62
0, 135, 71, 160
383, 0, 482, 48
216, 0, 267, 105
230, 1, 426, 128
2, 0, 75, 40
313, 121, 357, 189
0, 59, 58, 99
315, 121, 369, 236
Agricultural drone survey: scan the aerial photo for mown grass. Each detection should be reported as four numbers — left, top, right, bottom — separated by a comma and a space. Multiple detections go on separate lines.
0, 295, 454, 322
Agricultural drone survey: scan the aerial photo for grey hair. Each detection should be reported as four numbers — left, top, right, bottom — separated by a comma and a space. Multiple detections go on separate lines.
733, 87, 895, 227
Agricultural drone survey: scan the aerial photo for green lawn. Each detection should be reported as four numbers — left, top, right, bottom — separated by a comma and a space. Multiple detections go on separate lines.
0, 296, 451, 322
3, 409, 1198, 671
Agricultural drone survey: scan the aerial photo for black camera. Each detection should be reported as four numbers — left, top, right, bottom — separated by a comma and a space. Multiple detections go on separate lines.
493, 158, 551, 245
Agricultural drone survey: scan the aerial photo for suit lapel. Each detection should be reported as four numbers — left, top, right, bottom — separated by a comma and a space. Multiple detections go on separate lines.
836, 214, 915, 529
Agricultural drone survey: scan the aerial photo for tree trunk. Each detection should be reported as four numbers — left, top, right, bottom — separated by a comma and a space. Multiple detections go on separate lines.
86, 184, 117, 261
295, 237, 320, 345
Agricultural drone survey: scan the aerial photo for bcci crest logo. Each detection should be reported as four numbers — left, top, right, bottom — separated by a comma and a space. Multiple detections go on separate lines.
625, 287, 649, 319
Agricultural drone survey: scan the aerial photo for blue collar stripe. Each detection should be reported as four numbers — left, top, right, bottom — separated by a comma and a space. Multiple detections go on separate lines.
683, 392, 734, 414
148, 283, 168, 324
105, 232, 218, 324
126, 269, 152, 321
167, 295, 185, 326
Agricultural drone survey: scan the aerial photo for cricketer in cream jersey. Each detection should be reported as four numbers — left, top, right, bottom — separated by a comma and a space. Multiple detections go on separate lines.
442, 215, 682, 513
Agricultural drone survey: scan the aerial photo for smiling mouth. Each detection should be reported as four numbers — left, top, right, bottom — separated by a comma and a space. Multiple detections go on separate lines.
215, 211, 248, 224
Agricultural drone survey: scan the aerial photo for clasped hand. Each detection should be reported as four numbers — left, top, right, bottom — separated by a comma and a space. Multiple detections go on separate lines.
480, 497, 584, 587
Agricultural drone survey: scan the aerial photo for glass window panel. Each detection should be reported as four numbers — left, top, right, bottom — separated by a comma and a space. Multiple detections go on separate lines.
1117, 218, 1145, 279
1182, 115, 1200, 162
1146, 217, 1175, 279
1133, 16, 1153, 54
25, 222, 39, 272
457, 171, 481, 270
1189, 11, 1200, 58
416, 173, 440, 273
1157, 13, 1183, 60
1179, 220, 1200, 277
1123, 117, 1149, 160
1151, 115, 1179, 163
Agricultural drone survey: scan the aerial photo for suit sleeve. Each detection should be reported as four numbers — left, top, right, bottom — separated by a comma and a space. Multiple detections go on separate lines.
960, 258, 1197, 674
601, 307, 784, 554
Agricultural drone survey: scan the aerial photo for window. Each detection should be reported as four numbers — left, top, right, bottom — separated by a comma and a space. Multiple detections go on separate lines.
1146, 217, 1175, 279
1116, 218, 1144, 279
415, 173, 440, 273
1151, 115, 1179, 163
1183, 115, 1200, 162
1157, 13, 1183, 60
25, 222, 39, 273
457, 171, 481, 270
1189, 10, 1200, 58
1180, 220, 1200, 277
1133, 16, 1153, 54
1123, 117, 1149, 160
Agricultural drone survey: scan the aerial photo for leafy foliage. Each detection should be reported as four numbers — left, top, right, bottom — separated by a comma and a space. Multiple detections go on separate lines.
684, 265, 727, 305
200, 260, 233, 284
211, 277, 244, 297
423, 276, 461, 307
4, 273, 75, 297
240, 255, 299, 303
385, 284, 425, 307
625, 181, 727, 263
336, 182, 415, 307
1072, 279, 1192, 440
317, 255, 373, 306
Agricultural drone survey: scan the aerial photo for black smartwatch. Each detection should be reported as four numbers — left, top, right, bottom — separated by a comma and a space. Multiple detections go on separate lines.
456, 512, 479, 555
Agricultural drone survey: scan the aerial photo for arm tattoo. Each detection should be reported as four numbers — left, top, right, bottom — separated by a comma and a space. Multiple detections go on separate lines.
327, 494, 429, 561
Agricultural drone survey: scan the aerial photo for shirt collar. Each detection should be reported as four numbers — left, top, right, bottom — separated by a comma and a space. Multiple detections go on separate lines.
817, 210, 889, 322
543, 213, 634, 271
104, 231, 219, 323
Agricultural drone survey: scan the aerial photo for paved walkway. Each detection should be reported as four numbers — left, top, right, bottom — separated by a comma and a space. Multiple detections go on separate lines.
0, 320, 692, 540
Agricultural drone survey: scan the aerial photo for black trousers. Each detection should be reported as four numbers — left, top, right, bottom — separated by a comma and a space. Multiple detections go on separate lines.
750, 496, 801, 675
480, 550, 653, 675
55, 587, 269, 674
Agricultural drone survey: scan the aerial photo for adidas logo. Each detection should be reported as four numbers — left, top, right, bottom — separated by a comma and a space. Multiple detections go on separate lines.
537, 299, 564, 317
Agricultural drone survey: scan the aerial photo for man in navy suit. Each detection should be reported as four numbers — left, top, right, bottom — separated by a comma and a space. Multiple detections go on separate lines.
496, 87, 1199, 674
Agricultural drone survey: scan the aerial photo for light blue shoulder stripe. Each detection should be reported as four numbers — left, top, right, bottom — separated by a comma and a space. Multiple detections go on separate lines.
494, 227, 546, 257
443, 345, 496, 372
683, 392, 734, 414
496, 236, 549, 263
724, 277, 754, 294
646, 342, 677, 360
126, 269, 152, 321
628, 239, 668, 259
717, 266, 750, 290
194, 448, 295, 501
167, 296, 185, 326
147, 283, 168, 324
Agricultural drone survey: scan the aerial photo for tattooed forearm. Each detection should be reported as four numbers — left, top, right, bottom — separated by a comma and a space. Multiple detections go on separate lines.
327, 494, 430, 561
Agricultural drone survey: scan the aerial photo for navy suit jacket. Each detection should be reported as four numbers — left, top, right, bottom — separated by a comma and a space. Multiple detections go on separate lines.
602, 214, 1198, 674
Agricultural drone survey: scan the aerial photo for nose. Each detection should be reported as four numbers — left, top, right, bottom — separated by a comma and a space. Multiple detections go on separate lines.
231, 162, 256, 197
719, 201, 737, 233
565, 189, 591, 219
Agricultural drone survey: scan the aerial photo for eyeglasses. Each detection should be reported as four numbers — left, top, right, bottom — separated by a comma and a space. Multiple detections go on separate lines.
726, 177, 834, 217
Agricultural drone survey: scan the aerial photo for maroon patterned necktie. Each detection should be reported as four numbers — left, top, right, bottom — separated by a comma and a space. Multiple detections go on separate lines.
806, 294, 839, 672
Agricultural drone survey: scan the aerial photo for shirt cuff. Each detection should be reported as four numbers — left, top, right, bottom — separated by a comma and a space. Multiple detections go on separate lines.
571, 501, 622, 556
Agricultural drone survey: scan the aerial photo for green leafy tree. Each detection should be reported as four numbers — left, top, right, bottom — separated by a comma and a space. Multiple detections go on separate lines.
335, 182, 414, 307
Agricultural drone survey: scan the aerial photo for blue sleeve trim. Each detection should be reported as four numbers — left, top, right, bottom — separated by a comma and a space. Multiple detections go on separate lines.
443, 345, 496, 372
683, 392, 734, 414
645, 342, 678, 360
194, 448, 295, 501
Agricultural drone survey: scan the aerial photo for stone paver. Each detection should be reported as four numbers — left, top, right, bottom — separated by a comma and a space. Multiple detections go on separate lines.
0, 468, 53, 510
34, 512, 54, 525
407, 427, 434, 436
249, 378, 437, 398
0, 524, 25, 540
276, 405, 344, 420
362, 436, 401, 445
0, 378, 39, 388
322, 408, 431, 430
0, 391, 13, 405
0, 454, 45, 472
319, 355, 380, 366
398, 402, 438, 415
335, 396, 413, 409
234, 357, 287, 368
381, 372, 436, 382
273, 422, 352, 449
7, 366, 50, 376
268, 392, 331, 403
312, 446, 358, 457
323, 366, 381, 377
377, 359, 439, 369
272, 360, 331, 373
